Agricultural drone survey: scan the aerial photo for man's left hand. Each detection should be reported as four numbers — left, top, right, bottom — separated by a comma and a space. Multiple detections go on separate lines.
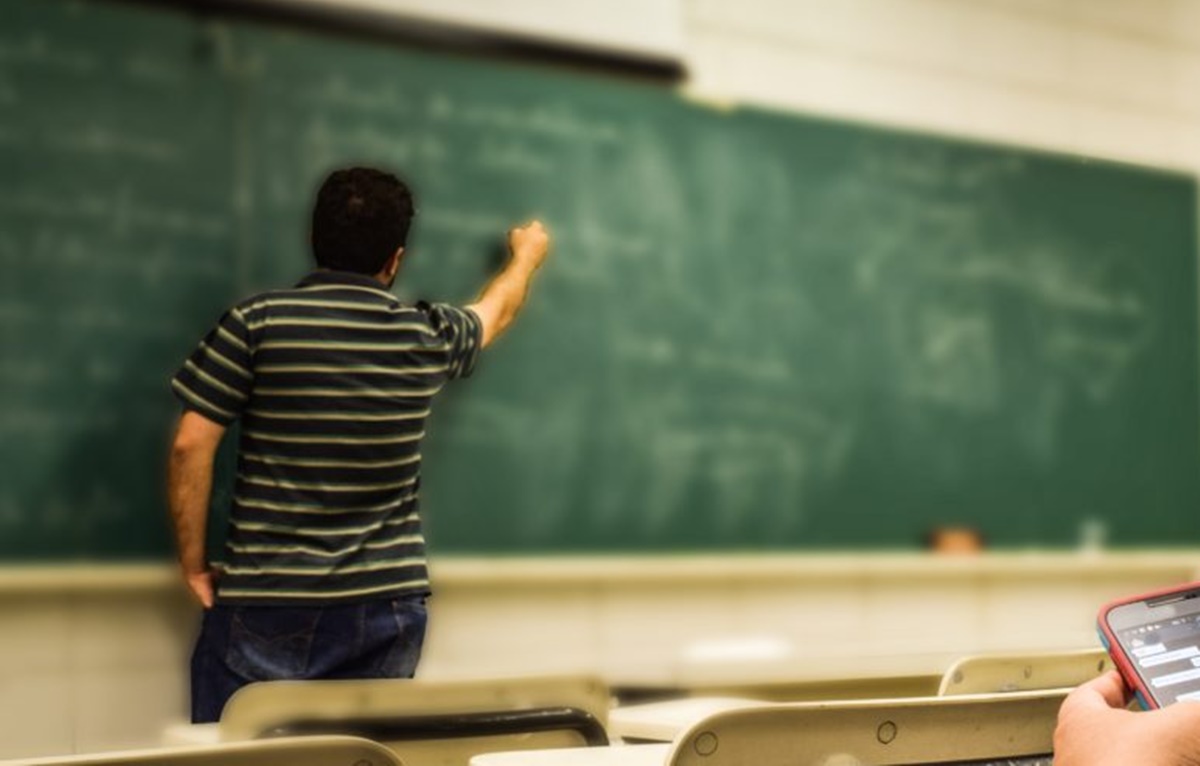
184, 568, 217, 609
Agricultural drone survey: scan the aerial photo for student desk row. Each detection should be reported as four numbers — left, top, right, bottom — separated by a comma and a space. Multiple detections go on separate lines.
471, 690, 1065, 766
147, 642, 1105, 766
153, 688, 1063, 766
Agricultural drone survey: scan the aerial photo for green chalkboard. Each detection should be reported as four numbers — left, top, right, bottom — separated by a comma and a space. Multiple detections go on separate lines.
0, 0, 241, 557
3, 0, 1198, 559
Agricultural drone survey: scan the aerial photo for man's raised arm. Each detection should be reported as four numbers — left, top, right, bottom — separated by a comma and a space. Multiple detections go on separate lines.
468, 220, 551, 349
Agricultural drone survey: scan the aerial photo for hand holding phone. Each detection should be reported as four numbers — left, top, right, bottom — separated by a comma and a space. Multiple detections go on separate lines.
1099, 582, 1200, 709
1056, 670, 1200, 766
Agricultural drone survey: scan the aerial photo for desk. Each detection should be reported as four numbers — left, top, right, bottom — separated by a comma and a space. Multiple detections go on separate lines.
647, 652, 948, 702
610, 698, 761, 742
607, 657, 950, 743
470, 744, 669, 766
161, 722, 219, 747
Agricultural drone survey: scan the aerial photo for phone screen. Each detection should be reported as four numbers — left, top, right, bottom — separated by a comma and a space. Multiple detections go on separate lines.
1108, 591, 1200, 706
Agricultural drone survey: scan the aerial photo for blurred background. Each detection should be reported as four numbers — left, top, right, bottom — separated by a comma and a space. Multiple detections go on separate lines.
3, 0, 1200, 757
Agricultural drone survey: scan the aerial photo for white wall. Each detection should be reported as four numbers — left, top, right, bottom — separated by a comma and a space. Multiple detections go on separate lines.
239, 0, 686, 62
683, 0, 1200, 172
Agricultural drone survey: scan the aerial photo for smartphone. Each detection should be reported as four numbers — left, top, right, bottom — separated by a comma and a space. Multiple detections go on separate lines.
1098, 582, 1200, 709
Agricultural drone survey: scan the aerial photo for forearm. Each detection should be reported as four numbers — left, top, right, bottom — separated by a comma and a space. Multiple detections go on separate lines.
468, 220, 549, 348
472, 257, 540, 347
167, 443, 215, 575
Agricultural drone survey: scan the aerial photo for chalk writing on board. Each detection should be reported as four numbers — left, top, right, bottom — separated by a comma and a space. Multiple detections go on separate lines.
0, 410, 120, 438
124, 52, 187, 86
0, 34, 96, 73
289, 115, 452, 171
419, 208, 513, 238
296, 75, 417, 117
840, 147, 1154, 430
0, 359, 52, 386
45, 127, 180, 163
0, 192, 227, 239
477, 137, 557, 176
899, 306, 1000, 414
427, 93, 623, 145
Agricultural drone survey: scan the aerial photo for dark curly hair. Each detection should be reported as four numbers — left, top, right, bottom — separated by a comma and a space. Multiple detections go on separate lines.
311, 167, 414, 275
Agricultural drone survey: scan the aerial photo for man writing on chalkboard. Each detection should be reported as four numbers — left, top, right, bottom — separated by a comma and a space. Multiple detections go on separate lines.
166, 167, 550, 722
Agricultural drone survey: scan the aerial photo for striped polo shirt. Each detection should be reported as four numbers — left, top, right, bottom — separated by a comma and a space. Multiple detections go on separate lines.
171, 270, 482, 606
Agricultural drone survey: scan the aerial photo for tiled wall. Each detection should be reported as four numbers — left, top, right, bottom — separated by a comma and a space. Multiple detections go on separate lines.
418, 555, 1200, 685
0, 591, 194, 758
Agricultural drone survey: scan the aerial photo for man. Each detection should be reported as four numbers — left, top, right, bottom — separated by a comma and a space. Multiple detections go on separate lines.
167, 166, 550, 722
1055, 671, 1200, 765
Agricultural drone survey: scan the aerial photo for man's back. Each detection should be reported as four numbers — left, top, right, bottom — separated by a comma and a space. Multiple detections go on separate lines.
168, 166, 549, 723
172, 270, 481, 605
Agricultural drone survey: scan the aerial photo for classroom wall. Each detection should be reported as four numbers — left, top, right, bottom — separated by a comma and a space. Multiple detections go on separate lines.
5, 0, 1200, 758
684, 0, 1200, 173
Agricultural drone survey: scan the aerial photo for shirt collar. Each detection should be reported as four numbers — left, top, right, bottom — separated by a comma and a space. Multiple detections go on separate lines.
295, 269, 394, 295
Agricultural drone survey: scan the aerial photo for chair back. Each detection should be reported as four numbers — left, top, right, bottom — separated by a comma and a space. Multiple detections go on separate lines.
5, 735, 399, 766
221, 675, 610, 766
937, 648, 1111, 695
664, 689, 1063, 766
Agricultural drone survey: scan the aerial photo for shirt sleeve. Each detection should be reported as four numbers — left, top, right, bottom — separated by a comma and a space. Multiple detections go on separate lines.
170, 307, 254, 425
422, 302, 483, 381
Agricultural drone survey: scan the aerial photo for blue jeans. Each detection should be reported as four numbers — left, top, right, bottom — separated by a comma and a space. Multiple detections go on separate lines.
190, 596, 427, 723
